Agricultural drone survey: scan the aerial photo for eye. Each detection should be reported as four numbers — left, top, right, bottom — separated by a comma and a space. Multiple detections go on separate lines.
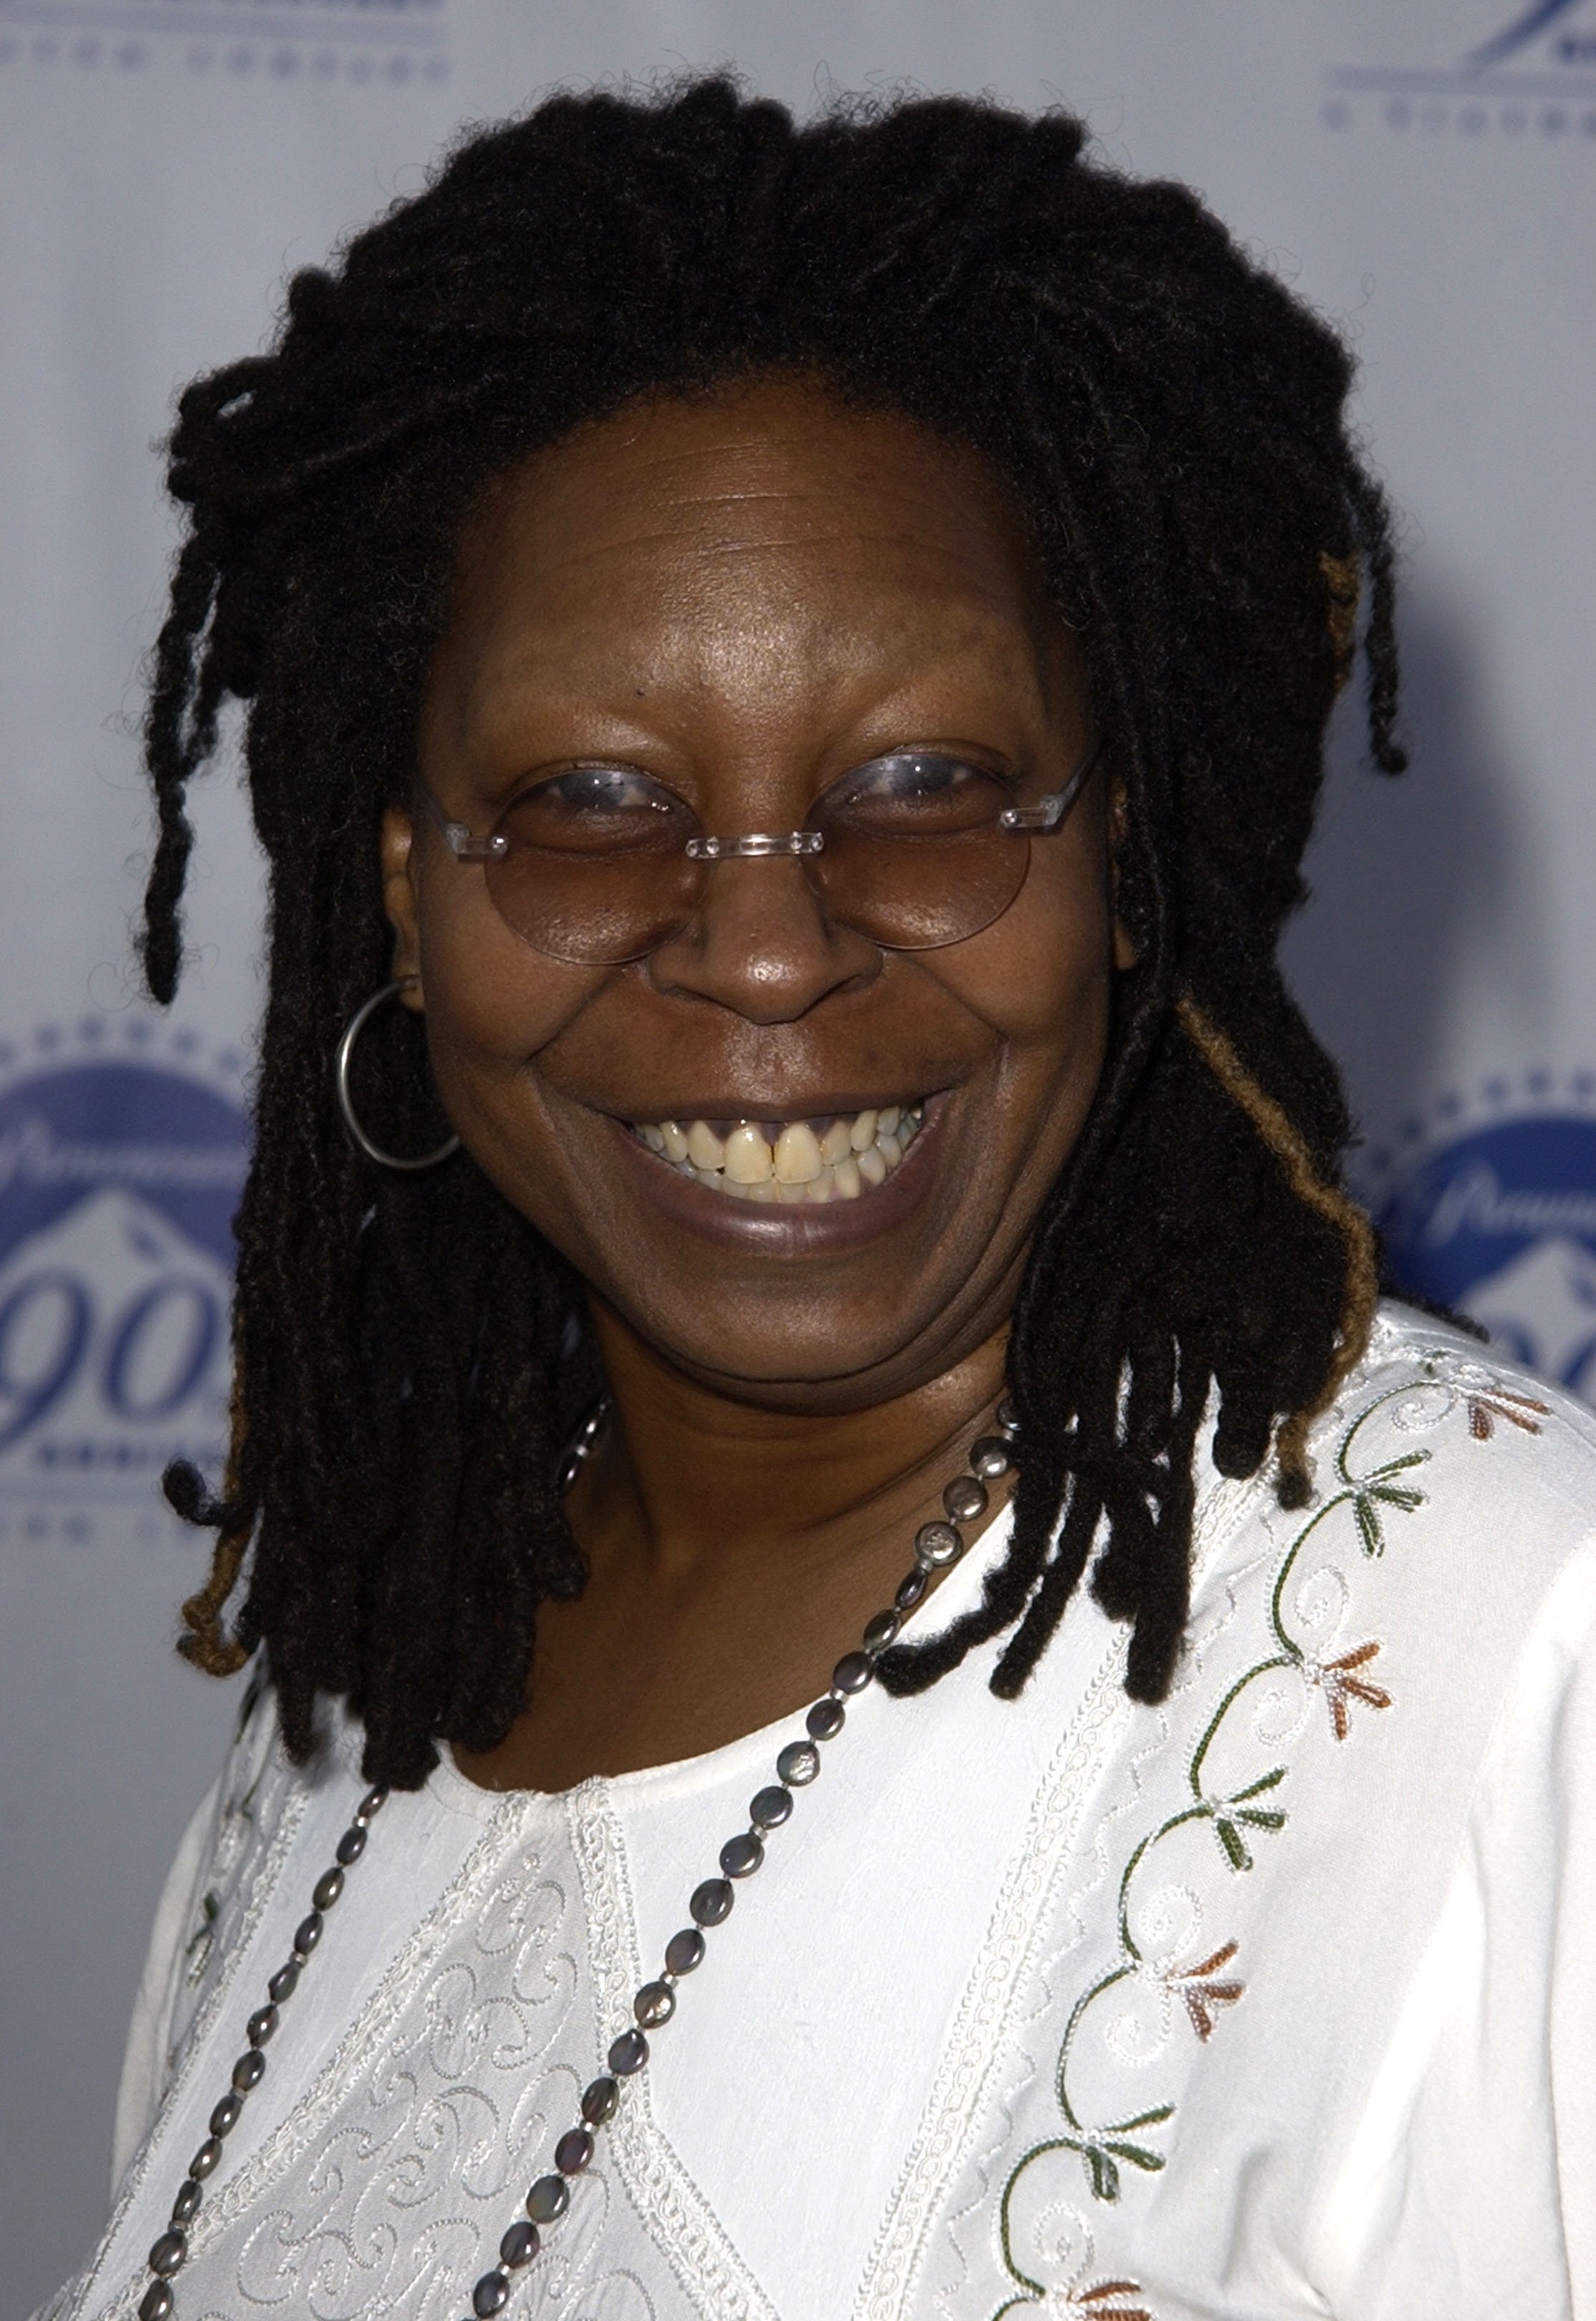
496, 766, 694, 856
820, 753, 1011, 838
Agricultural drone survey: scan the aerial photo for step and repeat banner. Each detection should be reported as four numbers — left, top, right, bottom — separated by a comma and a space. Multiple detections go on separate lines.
3, 0, 1592, 2297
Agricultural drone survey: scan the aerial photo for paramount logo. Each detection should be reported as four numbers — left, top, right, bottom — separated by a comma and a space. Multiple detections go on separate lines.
1366, 1089, 1596, 1407
1421, 1161, 1596, 1248
0, 1032, 247, 1538
1322, 0, 1596, 125
0, 0, 449, 81
0, 1114, 245, 1197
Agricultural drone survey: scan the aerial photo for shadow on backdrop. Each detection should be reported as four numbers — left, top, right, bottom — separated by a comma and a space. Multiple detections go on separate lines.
1282, 580, 1549, 1155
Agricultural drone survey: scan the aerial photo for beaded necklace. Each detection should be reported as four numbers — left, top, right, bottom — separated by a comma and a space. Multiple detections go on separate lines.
133, 1396, 1019, 2321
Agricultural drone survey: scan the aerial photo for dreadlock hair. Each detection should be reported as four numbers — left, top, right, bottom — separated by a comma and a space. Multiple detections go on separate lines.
142, 76, 1405, 1786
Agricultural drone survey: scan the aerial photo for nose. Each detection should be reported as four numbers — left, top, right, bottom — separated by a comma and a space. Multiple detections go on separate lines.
645, 851, 881, 1022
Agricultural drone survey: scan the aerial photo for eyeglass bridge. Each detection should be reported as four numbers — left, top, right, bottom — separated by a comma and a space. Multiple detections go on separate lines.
685, 830, 828, 862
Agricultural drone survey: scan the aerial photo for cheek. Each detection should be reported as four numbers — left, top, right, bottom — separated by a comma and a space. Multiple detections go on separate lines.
930, 842, 1115, 1072
413, 867, 602, 1118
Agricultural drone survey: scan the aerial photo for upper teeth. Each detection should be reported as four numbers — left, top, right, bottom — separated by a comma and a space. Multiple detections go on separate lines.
632, 1104, 924, 1203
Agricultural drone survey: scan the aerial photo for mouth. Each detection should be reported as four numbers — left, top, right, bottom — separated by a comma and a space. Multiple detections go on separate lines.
629, 1102, 927, 1203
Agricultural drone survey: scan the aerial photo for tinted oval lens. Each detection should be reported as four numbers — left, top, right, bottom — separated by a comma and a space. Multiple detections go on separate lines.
486, 767, 701, 961
823, 752, 1010, 838
496, 766, 693, 857
810, 754, 1029, 949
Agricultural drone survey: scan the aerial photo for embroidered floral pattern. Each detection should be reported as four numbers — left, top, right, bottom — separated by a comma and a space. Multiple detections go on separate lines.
1303, 1640, 1391, 1741
1044, 2282, 1153, 2320
988, 1349, 1532, 2317
992, 2201, 1160, 2320
1465, 1385, 1549, 1441
1162, 1942, 1244, 2042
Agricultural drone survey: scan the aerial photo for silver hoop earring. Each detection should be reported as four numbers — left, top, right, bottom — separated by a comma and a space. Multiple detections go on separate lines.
334, 976, 461, 1172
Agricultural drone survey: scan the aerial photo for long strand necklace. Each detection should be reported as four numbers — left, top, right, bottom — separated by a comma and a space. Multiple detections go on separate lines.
132, 1397, 1019, 2321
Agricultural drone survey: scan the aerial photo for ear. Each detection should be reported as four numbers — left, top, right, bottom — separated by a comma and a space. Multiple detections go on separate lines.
380, 802, 426, 998
1107, 774, 1141, 970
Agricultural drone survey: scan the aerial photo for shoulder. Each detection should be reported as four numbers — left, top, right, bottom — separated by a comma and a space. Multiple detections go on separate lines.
133, 1667, 331, 2122
1246, 1299, 1596, 1817
1317, 1297, 1596, 1585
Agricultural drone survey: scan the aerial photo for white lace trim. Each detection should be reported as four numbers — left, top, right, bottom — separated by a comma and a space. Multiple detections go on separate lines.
852, 1467, 1262, 2319
571, 1788, 782, 2321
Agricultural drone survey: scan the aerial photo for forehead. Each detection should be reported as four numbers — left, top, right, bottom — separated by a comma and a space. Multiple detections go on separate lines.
435, 378, 1069, 698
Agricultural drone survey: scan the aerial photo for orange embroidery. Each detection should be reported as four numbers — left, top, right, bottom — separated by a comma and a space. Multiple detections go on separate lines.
1163, 1942, 1246, 2042
1072, 2284, 1154, 2319
1304, 1639, 1392, 1741
1466, 1387, 1549, 1441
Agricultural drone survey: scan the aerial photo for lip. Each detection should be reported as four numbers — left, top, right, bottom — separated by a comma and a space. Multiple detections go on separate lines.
600, 1089, 951, 1254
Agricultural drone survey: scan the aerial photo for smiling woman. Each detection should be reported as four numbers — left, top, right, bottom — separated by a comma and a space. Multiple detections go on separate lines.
43, 75, 1596, 2321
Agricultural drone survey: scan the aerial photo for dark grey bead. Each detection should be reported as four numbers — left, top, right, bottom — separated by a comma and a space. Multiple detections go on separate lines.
268, 1961, 300, 2004
832, 1650, 874, 1694
188, 2136, 223, 2180
356, 1784, 388, 1823
607, 2027, 649, 2076
996, 1395, 1019, 1434
580, 2075, 619, 2125
634, 1980, 676, 2027
526, 2173, 570, 2225
148, 2230, 186, 2278
555, 2126, 595, 2173
209, 2092, 243, 2138
293, 1911, 322, 1957
335, 1825, 367, 1867
664, 1927, 705, 1976
170, 2178, 202, 2226
862, 1609, 901, 1654
776, 1740, 819, 1787
231, 2048, 266, 2092
690, 1878, 734, 1926
472, 2269, 510, 2317
139, 2282, 174, 2321
943, 1474, 989, 1522
312, 1867, 345, 1911
914, 1519, 963, 1569
247, 2004, 279, 2047
557, 1453, 583, 1494
719, 1831, 764, 1878
968, 1434, 1014, 1480
750, 1784, 792, 1830
499, 2219, 539, 2267
806, 1698, 845, 1741
895, 1569, 929, 1612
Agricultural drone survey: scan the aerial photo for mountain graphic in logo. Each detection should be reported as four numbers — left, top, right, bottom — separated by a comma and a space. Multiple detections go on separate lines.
1465, 1236, 1596, 1400
1466, 0, 1596, 70
1323, 0, 1596, 113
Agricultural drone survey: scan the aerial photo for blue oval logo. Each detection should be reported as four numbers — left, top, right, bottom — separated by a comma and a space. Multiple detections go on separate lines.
0, 1044, 247, 1532
1377, 1111, 1596, 1400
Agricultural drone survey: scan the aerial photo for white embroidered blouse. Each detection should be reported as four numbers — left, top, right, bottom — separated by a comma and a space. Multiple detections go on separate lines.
41, 1307, 1596, 2321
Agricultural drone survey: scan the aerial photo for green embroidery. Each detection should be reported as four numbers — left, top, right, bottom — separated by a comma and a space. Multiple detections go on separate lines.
989, 1355, 1535, 2318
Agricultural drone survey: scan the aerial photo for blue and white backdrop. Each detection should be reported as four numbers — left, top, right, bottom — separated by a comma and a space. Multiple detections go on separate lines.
3, 0, 1592, 2297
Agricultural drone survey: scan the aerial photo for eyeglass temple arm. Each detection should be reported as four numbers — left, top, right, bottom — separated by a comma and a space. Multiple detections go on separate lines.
997, 736, 1105, 832
415, 784, 503, 862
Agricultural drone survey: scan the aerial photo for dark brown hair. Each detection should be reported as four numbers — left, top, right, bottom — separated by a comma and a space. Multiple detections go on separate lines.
142, 77, 1400, 1785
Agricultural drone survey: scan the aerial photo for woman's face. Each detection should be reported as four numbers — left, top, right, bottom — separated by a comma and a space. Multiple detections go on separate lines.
384, 377, 1128, 1412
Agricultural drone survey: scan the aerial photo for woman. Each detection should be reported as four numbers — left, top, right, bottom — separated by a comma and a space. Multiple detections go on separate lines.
44, 77, 1595, 2321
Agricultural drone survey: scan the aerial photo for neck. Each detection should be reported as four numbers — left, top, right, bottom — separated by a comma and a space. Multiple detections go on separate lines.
582, 1299, 1011, 1587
